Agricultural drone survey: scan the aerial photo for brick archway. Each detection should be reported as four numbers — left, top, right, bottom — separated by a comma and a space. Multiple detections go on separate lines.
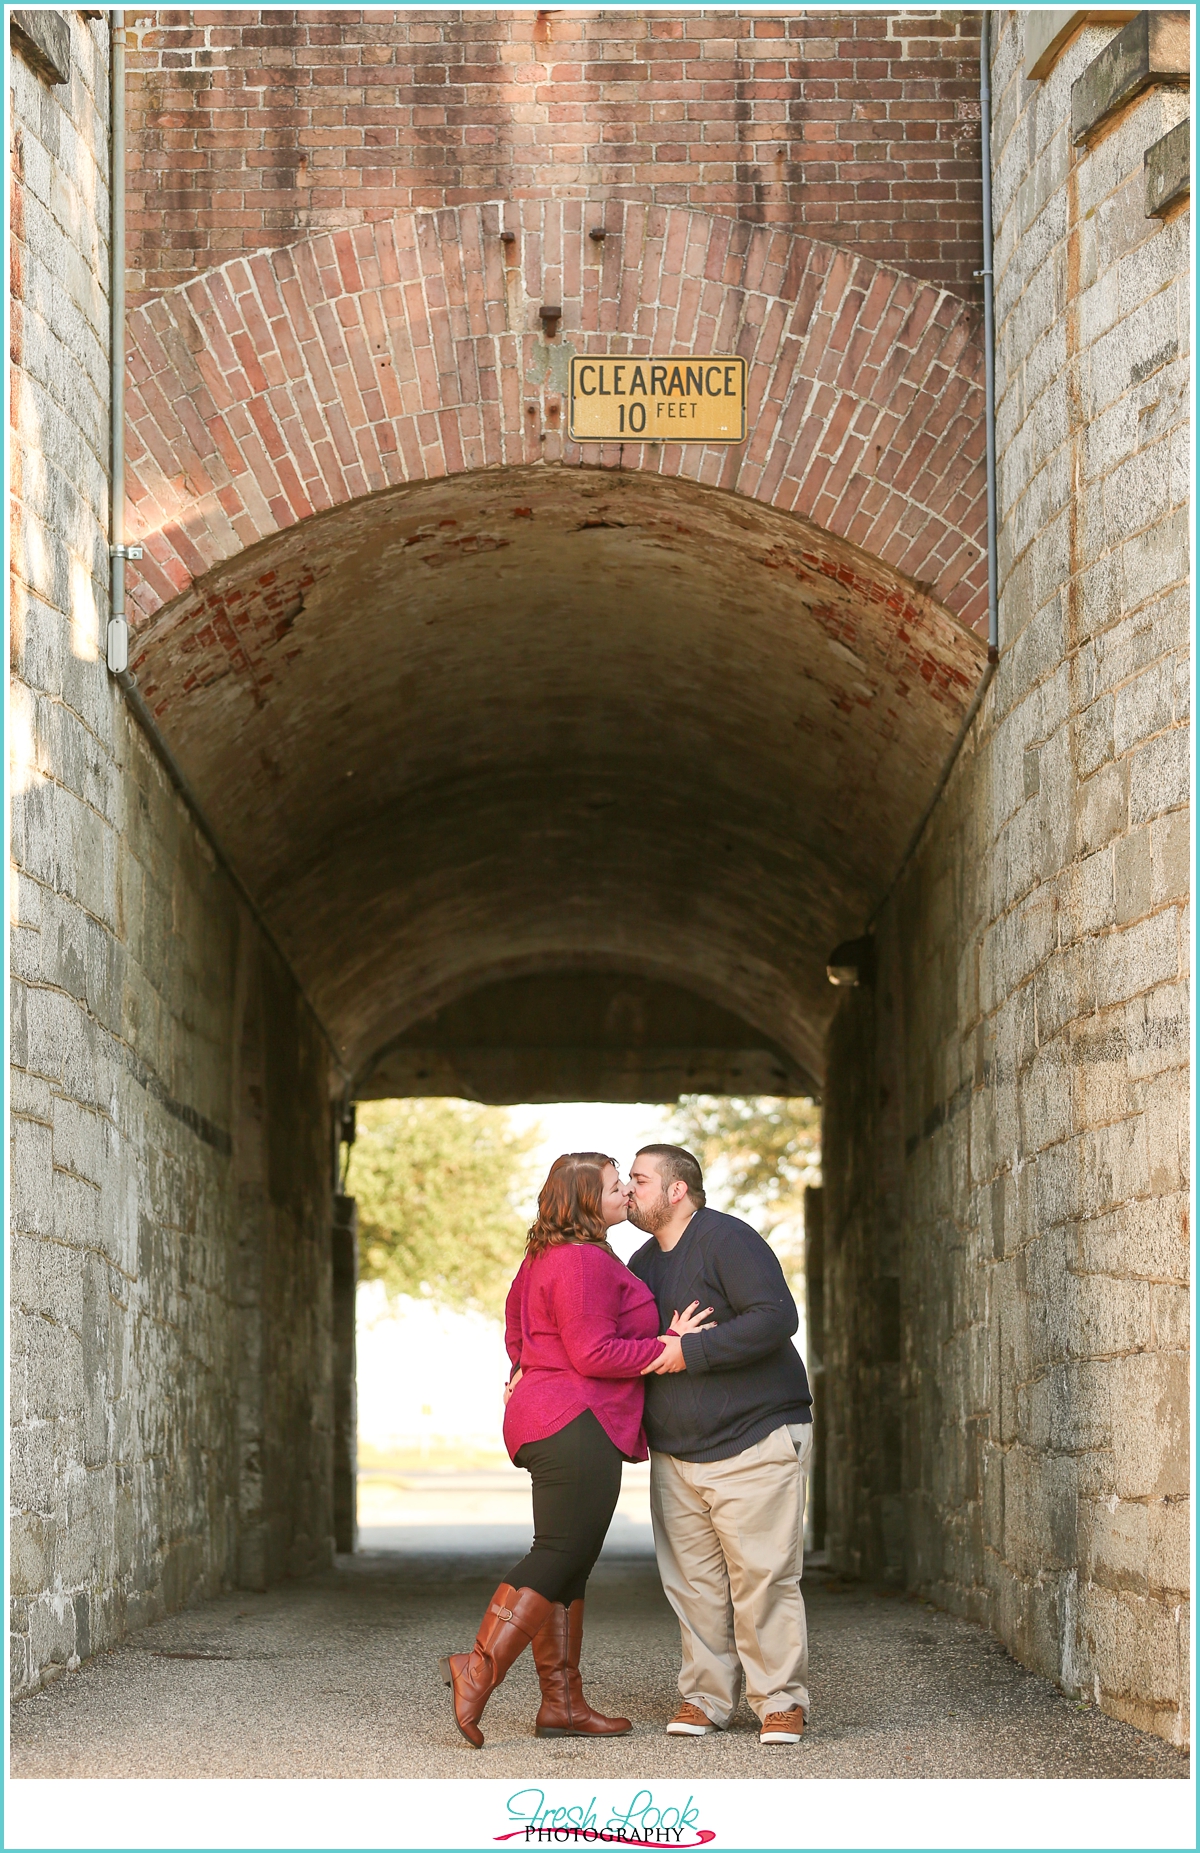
126, 199, 988, 638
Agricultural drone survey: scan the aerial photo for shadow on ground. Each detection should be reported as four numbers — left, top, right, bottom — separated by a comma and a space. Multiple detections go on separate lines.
10, 1553, 1188, 1779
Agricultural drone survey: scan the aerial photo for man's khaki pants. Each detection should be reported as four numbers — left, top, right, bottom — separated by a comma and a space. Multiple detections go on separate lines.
649, 1422, 812, 1726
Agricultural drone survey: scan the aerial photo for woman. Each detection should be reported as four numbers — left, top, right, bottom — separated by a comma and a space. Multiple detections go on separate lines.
439, 1151, 711, 1748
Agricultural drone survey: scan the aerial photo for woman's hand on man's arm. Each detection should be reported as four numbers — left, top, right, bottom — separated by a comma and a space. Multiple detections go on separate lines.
640, 1301, 715, 1375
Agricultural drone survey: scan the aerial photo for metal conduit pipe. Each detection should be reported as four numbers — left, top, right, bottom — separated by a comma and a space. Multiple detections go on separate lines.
106, 8, 134, 676
101, 13, 347, 1085
863, 11, 1000, 933
980, 8, 1000, 666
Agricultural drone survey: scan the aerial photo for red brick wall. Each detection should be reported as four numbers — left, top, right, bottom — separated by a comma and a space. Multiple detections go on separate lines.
123, 203, 989, 633
127, 8, 984, 307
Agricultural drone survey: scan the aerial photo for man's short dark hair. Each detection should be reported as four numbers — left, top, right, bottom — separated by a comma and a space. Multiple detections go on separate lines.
636, 1144, 706, 1208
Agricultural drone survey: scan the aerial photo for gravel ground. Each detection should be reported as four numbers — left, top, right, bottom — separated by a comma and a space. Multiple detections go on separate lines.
11, 1549, 1188, 1781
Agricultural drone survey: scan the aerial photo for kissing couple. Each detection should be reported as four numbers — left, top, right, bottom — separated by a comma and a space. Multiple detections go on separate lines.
440, 1144, 814, 1749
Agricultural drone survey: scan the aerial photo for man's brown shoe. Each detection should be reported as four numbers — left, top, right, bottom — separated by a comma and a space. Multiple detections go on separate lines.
759, 1707, 805, 1744
665, 1701, 718, 1736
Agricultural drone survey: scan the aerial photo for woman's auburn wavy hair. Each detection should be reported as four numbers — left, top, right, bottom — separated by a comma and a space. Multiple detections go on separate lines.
526, 1151, 618, 1259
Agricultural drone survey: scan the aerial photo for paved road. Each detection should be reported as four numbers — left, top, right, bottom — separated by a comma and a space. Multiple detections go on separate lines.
11, 1547, 1187, 1780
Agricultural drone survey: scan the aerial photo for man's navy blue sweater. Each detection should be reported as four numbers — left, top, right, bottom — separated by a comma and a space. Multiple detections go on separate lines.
627, 1206, 812, 1463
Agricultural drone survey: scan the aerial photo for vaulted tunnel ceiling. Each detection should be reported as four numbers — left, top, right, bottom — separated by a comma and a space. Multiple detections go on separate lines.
130, 465, 985, 1098
361, 971, 813, 1105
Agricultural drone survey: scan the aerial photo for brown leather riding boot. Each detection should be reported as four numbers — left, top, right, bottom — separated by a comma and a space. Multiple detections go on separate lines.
440, 1583, 554, 1748
531, 1598, 632, 1737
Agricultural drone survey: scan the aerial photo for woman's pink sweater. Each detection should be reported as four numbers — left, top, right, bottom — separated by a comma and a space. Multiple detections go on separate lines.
502, 1241, 665, 1463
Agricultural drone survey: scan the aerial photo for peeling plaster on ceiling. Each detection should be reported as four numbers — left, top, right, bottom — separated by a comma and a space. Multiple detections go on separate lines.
131, 466, 986, 1088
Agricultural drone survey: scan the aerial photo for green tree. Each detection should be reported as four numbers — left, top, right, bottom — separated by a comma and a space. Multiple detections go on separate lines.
348, 1098, 539, 1319
668, 1095, 821, 1288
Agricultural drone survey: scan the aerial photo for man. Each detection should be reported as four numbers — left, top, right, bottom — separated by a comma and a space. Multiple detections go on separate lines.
627, 1144, 813, 1746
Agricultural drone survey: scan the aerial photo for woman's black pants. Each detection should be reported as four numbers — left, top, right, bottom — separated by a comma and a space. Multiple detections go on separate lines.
503, 1408, 623, 1604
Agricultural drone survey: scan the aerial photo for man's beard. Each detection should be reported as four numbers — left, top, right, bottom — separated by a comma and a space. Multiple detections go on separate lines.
628, 1188, 673, 1234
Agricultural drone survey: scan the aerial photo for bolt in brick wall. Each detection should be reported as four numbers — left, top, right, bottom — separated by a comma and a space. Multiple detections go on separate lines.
125, 7, 984, 306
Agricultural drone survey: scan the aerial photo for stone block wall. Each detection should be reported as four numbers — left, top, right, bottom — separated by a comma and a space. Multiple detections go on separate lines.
10, 1, 1188, 1744
231, 938, 339, 1593
124, 7, 984, 304
823, 9, 1190, 1745
9, 14, 336, 1693
821, 980, 907, 1586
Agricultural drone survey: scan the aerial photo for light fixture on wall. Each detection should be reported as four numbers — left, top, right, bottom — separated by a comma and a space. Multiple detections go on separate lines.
826, 936, 875, 987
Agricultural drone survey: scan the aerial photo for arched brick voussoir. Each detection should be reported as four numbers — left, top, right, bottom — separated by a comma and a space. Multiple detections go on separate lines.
124, 199, 989, 636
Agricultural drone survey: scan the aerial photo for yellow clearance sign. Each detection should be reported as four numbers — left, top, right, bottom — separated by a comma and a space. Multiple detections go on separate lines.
568, 355, 747, 443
